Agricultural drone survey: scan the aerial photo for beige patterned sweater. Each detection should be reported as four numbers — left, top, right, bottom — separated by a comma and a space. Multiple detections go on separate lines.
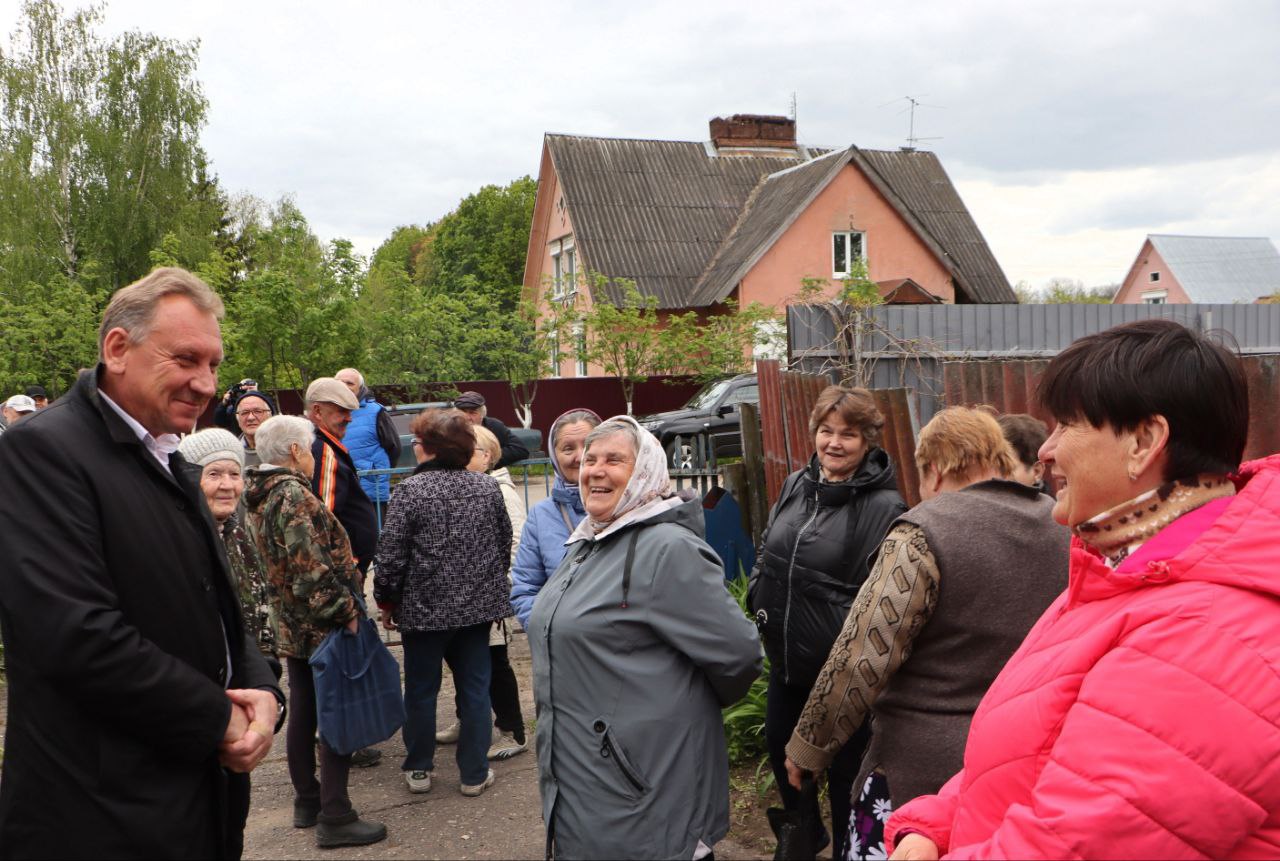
785, 521, 940, 772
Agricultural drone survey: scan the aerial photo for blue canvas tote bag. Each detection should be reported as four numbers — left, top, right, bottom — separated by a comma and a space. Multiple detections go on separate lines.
309, 599, 405, 756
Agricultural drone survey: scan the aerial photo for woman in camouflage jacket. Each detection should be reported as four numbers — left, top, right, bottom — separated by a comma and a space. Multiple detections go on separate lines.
241, 416, 387, 848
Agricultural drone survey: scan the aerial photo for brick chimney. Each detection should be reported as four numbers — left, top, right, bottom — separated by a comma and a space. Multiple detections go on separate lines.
709, 114, 797, 150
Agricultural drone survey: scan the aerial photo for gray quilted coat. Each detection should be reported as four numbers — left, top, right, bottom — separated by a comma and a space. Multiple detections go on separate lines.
527, 497, 762, 860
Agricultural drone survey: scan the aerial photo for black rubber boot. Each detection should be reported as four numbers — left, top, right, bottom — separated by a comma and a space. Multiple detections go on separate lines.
293, 797, 320, 829
315, 810, 388, 849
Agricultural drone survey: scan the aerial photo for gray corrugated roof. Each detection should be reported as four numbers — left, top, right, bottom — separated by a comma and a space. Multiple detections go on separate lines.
856, 149, 1014, 303
547, 134, 1014, 308
546, 135, 806, 308
691, 150, 849, 306
1148, 235, 1280, 303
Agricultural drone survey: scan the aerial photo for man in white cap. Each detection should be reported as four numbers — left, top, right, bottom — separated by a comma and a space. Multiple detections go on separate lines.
1, 394, 37, 432
304, 377, 383, 769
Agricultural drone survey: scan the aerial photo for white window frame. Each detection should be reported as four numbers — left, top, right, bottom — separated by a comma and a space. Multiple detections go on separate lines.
548, 332, 561, 377
1149, 271, 1161, 283
1141, 289, 1168, 305
573, 322, 587, 377
550, 236, 576, 301
832, 230, 867, 279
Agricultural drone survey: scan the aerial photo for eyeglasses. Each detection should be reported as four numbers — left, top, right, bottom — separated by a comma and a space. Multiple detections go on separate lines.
236, 408, 270, 418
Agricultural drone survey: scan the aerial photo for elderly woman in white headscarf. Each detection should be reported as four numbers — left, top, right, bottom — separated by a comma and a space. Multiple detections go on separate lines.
527, 416, 762, 860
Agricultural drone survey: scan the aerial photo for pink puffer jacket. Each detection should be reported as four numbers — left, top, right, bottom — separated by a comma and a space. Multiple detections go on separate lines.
886, 454, 1280, 859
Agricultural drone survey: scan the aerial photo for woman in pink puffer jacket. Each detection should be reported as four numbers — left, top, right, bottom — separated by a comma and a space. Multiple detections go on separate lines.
887, 319, 1280, 860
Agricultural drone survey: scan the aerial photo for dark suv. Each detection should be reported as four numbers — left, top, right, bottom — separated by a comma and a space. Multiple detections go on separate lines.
637, 373, 759, 468
385, 403, 543, 468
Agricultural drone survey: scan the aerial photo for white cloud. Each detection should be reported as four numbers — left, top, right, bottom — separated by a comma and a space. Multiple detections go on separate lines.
8, 0, 1279, 284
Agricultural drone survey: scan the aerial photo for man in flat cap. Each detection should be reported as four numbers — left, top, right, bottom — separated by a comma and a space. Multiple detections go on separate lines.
304, 377, 383, 769
453, 391, 528, 469
304, 378, 378, 579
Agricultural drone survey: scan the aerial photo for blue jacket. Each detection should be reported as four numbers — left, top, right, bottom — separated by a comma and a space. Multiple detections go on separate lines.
510, 476, 586, 628
343, 398, 392, 502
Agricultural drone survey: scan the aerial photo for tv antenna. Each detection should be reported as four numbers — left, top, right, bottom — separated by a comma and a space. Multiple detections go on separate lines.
879, 95, 943, 150
789, 91, 797, 124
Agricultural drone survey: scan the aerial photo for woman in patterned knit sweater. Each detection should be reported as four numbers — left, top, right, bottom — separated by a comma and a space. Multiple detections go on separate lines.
784, 407, 1068, 860
373, 409, 513, 798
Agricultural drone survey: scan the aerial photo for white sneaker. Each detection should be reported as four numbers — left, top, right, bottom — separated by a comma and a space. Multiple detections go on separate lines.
405, 770, 433, 793
460, 769, 496, 797
487, 732, 528, 760
435, 721, 460, 744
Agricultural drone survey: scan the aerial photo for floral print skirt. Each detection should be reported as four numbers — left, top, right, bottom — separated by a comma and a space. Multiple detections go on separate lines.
846, 770, 893, 861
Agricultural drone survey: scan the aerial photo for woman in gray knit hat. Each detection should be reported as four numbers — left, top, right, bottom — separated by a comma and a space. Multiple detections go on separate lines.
178, 428, 281, 861
178, 428, 278, 669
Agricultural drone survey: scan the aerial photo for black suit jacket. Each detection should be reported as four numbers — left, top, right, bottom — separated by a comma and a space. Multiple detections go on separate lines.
0, 368, 279, 859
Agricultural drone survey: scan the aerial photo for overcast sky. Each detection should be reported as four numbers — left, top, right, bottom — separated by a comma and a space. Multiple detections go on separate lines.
7, 0, 1280, 289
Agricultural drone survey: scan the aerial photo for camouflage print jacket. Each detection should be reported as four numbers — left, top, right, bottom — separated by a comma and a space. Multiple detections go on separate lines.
242, 466, 361, 660
220, 512, 278, 657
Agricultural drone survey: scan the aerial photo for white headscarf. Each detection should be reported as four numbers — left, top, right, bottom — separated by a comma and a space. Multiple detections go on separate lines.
566, 415, 683, 543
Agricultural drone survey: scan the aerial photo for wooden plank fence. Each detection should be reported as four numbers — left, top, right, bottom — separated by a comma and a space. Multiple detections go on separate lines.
755, 360, 922, 509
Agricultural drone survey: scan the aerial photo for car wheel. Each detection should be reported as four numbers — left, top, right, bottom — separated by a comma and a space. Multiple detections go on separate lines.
665, 439, 695, 470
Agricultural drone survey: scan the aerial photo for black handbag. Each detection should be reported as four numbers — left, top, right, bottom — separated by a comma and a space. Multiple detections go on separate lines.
766, 776, 829, 861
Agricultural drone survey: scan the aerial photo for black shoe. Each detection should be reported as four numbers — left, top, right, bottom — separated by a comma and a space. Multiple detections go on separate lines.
315, 811, 388, 849
293, 798, 320, 829
350, 746, 382, 768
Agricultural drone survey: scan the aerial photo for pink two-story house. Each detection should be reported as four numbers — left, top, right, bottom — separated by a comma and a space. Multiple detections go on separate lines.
523, 114, 1014, 376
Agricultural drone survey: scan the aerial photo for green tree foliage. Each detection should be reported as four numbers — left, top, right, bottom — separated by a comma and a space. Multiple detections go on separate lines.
578, 277, 663, 414
0, 273, 98, 394
0, 0, 214, 296
0, 0, 224, 395
220, 198, 367, 392
425, 176, 536, 313
659, 299, 781, 384
1016, 277, 1117, 304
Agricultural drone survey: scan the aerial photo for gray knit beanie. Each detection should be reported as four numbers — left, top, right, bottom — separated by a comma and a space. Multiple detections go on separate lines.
178, 428, 245, 469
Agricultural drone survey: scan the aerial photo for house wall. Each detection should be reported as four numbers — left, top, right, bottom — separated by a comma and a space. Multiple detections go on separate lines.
1113, 242, 1192, 304
739, 163, 957, 308
525, 146, 595, 377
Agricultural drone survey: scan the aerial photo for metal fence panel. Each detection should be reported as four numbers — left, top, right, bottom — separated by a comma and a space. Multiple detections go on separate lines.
791, 303, 1280, 425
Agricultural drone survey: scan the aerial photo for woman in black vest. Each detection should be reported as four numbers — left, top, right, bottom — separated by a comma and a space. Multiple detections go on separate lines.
748, 385, 906, 858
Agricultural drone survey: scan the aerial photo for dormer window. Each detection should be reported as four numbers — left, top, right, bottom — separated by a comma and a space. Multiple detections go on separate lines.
833, 231, 866, 278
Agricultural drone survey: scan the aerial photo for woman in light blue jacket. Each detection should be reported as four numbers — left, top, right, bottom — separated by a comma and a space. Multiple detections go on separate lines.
510, 409, 600, 628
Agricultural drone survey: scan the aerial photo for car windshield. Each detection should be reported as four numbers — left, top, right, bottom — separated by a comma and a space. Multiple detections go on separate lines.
685, 379, 732, 410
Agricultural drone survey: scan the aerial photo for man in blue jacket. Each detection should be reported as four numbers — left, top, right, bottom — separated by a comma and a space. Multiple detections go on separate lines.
335, 368, 401, 504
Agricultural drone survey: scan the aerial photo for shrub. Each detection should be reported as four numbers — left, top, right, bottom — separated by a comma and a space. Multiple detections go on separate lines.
722, 575, 769, 766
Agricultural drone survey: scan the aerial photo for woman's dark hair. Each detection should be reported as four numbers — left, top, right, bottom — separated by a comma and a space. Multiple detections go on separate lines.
411, 408, 475, 468
808, 385, 884, 448
1037, 319, 1248, 479
997, 413, 1048, 469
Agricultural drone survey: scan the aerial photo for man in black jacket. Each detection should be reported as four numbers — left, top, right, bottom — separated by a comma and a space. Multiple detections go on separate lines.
454, 390, 528, 468
0, 267, 282, 859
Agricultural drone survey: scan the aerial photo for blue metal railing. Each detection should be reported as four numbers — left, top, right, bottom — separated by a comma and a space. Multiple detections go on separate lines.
358, 459, 556, 531
358, 458, 722, 531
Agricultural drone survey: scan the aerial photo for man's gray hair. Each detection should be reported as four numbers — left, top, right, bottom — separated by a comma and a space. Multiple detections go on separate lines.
255, 415, 315, 467
584, 418, 643, 456
98, 267, 225, 359
336, 367, 364, 387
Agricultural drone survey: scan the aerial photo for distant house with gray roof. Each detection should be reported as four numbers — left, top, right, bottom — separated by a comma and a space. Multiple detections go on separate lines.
522, 114, 1015, 377
1113, 234, 1280, 305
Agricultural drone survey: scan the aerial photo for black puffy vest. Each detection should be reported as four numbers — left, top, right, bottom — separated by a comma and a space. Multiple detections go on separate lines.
749, 449, 906, 687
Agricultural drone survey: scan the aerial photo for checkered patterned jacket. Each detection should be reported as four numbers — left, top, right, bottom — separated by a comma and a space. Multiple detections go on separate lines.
373, 462, 513, 631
